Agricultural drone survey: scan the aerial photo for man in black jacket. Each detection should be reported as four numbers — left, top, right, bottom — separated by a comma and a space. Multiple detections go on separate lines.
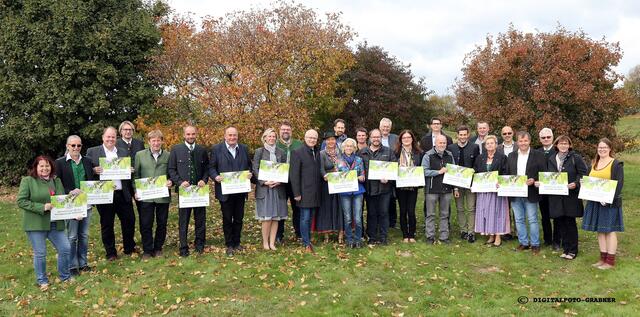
447, 125, 480, 243
537, 127, 560, 250
289, 129, 322, 253
168, 125, 209, 257
358, 129, 396, 245
86, 127, 137, 260
507, 131, 546, 255
210, 126, 253, 257
420, 117, 453, 152
423, 135, 459, 244
117, 121, 146, 215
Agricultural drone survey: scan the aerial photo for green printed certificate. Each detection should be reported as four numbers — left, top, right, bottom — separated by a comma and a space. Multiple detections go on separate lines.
538, 172, 568, 196
220, 170, 252, 195
368, 160, 398, 180
578, 176, 618, 204
471, 171, 498, 193
442, 164, 475, 189
396, 166, 425, 188
179, 185, 210, 208
497, 175, 528, 197
99, 157, 131, 180
50, 193, 88, 221
135, 175, 170, 200
326, 170, 359, 194
80, 180, 114, 204
258, 160, 289, 183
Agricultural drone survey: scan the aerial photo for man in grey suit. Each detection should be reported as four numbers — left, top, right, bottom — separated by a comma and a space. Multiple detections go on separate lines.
86, 126, 137, 260
168, 125, 209, 257
379, 117, 399, 228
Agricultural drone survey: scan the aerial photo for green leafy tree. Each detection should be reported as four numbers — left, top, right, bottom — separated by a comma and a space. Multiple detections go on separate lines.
0, 0, 165, 184
334, 43, 434, 137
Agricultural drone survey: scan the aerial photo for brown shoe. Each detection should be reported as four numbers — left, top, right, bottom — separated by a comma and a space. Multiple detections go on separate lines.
154, 250, 163, 257
304, 245, 315, 254
516, 244, 530, 251
531, 246, 540, 255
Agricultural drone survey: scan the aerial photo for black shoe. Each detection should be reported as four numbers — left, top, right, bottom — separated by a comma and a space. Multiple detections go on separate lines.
439, 239, 451, 244
503, 234, 513, 241
552, 243, 562, 252
70, 268, 80, 276
426, 237, 436, 245
141, 253, 153, 260
355, 242, 363, 248
368, 239, 378, 245
225, 247, 235, 257
179, 250, 189, 257
195, 246, 204, 254
106, 254, 118, 262
79, 266, 92, 272
467, 234, 476, 243
380, 239, 389, 246
124, 246, 141, 255
460, 232, 469, 240
234, 245, 245, 252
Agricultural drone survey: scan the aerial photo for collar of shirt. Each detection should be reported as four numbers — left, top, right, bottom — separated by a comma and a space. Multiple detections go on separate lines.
225, 142, 238, 151
151, 149, 162, 157
66, 153, 83, 164
122, 138, 132, 145
457, 141, 468, 148
543, 145, 553, 151
185, 141, 195, 150
518, 148, 530, 157
103, 144, 117, 155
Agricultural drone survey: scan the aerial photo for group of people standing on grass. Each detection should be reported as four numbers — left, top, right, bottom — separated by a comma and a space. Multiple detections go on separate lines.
17, 117, 625, 290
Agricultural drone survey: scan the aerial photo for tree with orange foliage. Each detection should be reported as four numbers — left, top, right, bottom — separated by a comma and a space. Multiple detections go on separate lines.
138, 1, 355, 149
455, 26, 630, 157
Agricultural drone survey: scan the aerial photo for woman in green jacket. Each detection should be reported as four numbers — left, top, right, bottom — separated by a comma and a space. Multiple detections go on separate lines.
17, 155, 71, 290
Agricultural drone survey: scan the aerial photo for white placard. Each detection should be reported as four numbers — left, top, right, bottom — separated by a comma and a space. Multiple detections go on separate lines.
80, 180, 114, 204
220, 171, 252, 195
179, 185, 210, 208
396, 166, 425, 188
258, 160, 289, 183
99, 157, 131, 180
538, 172, 569, 196
442, 164, 474, 189
497, 175, 529, 197
471, 171, 499, 193
578, 176, 618, 204
50, 193, 88, 221
327, 170, 359, 194
367, 160, 398, 180
135, 175, 170, 200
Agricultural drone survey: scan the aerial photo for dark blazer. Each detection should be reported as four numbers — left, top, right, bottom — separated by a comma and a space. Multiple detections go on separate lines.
506, 148, 546, 203
85, 144, 133, 201
383, 133, 399, 150
587, 159, 624, 208
473, 151, 508, 174
420, 133, 453, 152
117, 138, 145, 158
209, 142, 252, 202
252, 147, 287, 200
55, 155, 94, 193
289, 145, 322, 208
447, 142, 480, 168
546, 151, 588, 218
167, 143, 210, 191
468, 135, 488, 153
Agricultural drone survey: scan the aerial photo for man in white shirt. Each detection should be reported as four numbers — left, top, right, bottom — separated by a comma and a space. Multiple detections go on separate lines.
498, 126, 515, 156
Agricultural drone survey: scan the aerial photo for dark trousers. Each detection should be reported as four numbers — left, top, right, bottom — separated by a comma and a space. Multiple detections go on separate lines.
388, 193, 398, 228
555, 216, 579, 255
178, 206, 206, 253
366, 192, 391, 242
397, 189, 417, 239
220, 194, 246, 247
138, 201, 169, 254
539, 197, 560, 245
277, 184, 301, 240
96, 190, 136, 258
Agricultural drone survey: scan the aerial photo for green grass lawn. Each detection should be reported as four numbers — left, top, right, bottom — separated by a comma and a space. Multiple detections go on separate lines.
1, 131, 639, 316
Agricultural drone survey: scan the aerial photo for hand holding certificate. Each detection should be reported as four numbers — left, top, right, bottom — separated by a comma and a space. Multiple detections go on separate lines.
442, 164, 474, 189
220, 170, 252, 195
396, 166, 425, 188
135, 175, 170, 200
368, 160, 398, 180
578, 176, 618, 204
497, 175, 528, 197
538, 172, 568, 196
50, 192, 88, 221
80, 180, 114, 204
258, 160, 289, 183
471, 171, 498, 193
99, 157, 131, 180
179, 185, 210, 208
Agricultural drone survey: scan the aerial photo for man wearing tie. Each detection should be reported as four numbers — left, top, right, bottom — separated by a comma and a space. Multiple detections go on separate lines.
168, 125, 210, 257
86, 127, 137, 260
117, 121, 146, 215
209, 126, 253, 257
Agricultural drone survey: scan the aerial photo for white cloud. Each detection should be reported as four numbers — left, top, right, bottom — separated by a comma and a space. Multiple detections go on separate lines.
168, 0, 640, 92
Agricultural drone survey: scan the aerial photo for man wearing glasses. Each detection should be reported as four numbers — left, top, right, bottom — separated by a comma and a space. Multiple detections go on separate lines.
420, 117, 453, 152
538, 128, 560, 251
498, 126, 515, 156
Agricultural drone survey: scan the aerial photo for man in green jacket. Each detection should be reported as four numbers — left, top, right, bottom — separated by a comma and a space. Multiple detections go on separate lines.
134, 130, 173, 259
275, 121, 304, 243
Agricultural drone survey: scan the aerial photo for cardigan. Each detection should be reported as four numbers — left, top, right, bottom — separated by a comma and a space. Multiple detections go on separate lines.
17, 176, 66, 231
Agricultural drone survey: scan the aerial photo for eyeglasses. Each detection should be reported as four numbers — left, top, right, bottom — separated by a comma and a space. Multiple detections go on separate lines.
68, 144, 82, 148
401, 136, 413, 139
597, 147, 609, 150
121, 128, 133, 132
502, 132, 513, 136
540, 136, 552, 139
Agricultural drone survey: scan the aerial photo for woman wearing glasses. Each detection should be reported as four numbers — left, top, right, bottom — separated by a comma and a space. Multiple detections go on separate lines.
55, 135, 94, 275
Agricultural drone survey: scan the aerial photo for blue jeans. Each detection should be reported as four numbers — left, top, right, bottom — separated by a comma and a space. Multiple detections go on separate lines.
299, 208, 314, 247
67, 209, 91, 269
511, 197, 540, 247
340, 194, 363, 244
26, 222, 71, 285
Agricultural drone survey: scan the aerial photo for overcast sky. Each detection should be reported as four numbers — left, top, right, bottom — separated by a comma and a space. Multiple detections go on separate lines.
168, 0, 640, 95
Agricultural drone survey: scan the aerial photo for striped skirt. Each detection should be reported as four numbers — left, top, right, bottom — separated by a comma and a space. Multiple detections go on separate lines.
474, 192, 510, 235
